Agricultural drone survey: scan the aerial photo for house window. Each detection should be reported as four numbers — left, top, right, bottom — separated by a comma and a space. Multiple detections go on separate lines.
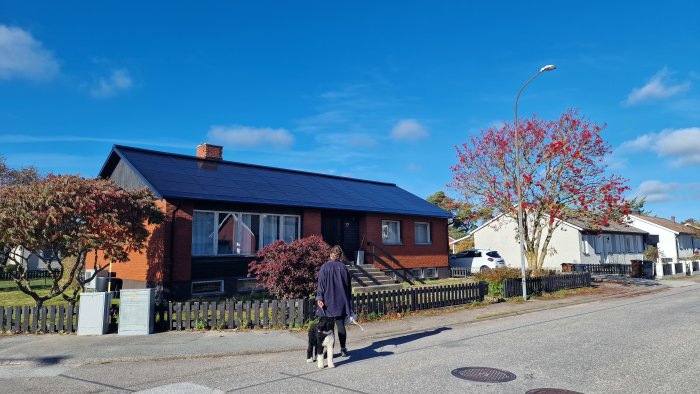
424, 267, 438, 279
582, 235, 589, 254
382, 220, 401, 245
192, 211, 216, 256
409, 268, 423, 279
415, 222, 431, 245
625, 236, 633, 253
192, 210, 299, 256
191, 280, 224, 295
589, 235, 601, 255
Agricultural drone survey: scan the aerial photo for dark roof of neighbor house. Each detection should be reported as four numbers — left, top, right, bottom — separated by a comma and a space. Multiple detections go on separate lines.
99, 145, 452, 218
631, 214, 696, 235
566, 218, 647, 234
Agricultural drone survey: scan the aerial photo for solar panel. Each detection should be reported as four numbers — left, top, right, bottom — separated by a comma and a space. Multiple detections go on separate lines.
107, 146, 451, 218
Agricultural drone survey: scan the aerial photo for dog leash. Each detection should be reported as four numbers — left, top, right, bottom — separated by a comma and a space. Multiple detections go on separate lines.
320, 303, 364, 331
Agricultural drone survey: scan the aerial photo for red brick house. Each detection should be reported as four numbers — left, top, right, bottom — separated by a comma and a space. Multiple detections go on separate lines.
97, 144, 451, 298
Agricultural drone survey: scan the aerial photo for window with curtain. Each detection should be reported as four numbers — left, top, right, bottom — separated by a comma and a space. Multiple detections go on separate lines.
193, 211, 298, 256
217, 213, 236, 255
415, 222, 431, 245
192, 211, 215, 256
282, 216, 299, 243
238, 214, 258, 255
382, 220, 401, 245
262, 214, 280, 247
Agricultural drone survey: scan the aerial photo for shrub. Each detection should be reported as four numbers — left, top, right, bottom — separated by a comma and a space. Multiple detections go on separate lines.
644, 246, 658, 261
247, 235, 331, 299
474, 267, 524, 297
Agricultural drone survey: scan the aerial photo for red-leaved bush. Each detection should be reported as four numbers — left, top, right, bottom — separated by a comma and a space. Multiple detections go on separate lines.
247, 235, 331, 299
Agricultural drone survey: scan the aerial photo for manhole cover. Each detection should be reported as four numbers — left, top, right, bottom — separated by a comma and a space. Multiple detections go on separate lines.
451, 367, 517, 383
526, 389, 584, 394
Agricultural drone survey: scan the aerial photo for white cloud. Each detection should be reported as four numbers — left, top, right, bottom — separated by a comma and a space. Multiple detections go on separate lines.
0, 134, 194, 149
621, 127, 700, 167
390, 119, 429, 141
208, 125, 294, 149
632, 180, 700, 203
0, 24, 59, 80
625, 67, 690, 105
635, 180, 677, 202
90, 69, 133, 98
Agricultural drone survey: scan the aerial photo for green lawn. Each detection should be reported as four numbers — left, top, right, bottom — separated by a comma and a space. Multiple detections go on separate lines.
0, 279, 82, 306
401, 277, 476, 289
0, 278, 51, 291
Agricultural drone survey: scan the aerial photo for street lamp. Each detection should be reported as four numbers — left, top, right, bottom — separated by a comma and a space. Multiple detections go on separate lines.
514, 64, 556, 300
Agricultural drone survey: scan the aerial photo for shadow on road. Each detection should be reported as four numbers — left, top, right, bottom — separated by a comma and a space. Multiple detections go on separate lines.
0, 355, 69, 365
337, 327, 451, 366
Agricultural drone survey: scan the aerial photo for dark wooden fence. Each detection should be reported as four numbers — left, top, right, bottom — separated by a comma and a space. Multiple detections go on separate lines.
168, 299, 314, 330
0, 282, 489, 333
450, 267, 472, 278
0, 305, 79, 334
573, 264, 631, 275
503, 273, 592, 298
168, 282, 487, 330
0, 270, 56, 281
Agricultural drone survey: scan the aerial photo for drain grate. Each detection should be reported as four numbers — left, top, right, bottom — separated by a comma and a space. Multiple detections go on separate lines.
451, 367, 517, 383
526, 389, 584, 394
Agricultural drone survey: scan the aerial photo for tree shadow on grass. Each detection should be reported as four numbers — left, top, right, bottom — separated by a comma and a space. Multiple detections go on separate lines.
335, 327, 452, 366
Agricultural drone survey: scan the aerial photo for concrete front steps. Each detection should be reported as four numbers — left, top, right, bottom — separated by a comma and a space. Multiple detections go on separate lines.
347, 264, 403, 293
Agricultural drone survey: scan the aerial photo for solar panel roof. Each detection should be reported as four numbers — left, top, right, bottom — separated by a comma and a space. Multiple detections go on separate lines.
100, 145, 452, 218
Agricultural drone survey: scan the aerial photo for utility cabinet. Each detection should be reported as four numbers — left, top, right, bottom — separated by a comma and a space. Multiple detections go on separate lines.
77, 292, 111, 336
118, 288, 155, 335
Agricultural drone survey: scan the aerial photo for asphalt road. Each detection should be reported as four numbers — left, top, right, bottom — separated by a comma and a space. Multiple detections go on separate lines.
3, 283, 700, 393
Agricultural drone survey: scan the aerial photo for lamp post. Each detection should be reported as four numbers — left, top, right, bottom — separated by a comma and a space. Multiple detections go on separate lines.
514, 64, 556, 300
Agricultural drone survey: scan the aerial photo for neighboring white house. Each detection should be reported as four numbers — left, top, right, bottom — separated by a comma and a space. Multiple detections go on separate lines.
472, 214, 647, 271
627, 214, 699, 263
3, 246, 60, 271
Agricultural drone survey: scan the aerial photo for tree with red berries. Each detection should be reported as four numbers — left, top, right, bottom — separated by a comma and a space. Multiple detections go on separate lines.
451, 109, 630, 271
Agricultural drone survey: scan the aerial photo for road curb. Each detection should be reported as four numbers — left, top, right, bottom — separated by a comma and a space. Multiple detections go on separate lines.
58, 283, 671, 366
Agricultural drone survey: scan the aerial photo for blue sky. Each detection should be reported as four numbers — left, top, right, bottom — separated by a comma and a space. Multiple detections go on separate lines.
1, 1, 699, 221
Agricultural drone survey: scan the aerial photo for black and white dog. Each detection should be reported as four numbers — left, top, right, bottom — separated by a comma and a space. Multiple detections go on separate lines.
306, 316, 336, 368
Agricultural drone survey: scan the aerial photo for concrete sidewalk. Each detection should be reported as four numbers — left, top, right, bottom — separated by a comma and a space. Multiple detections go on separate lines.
0, 279, 692, 366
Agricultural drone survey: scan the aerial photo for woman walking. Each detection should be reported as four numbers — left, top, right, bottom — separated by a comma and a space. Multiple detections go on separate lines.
316, 245, 353, 357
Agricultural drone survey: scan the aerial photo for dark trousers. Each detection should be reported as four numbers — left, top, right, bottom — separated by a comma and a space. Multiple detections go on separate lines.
335, 317, 346, 349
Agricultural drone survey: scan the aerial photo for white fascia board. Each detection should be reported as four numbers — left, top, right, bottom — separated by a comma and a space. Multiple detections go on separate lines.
628, 215, 679, 235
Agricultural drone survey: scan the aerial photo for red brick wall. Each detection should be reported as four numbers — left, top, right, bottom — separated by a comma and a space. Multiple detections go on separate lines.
361, 213, 448, 269
302, 209, 322, 237
88, 199, 167, 282
87, 199, 194, 284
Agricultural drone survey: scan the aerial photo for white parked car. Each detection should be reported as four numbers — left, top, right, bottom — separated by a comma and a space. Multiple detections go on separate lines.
449, 249, 506, 272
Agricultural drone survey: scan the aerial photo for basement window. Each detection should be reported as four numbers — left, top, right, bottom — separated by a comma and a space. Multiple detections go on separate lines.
191, 280, 224, 295
410, 268, 423, 279
424, 267, 438, 279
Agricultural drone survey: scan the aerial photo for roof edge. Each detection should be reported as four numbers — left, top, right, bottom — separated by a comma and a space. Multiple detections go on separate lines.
113, 144, 397, 187
108, 146, 163, 199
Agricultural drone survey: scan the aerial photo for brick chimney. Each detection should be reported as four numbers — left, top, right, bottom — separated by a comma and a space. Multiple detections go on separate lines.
196, 143, 223, 160
671, 216, 676, 223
